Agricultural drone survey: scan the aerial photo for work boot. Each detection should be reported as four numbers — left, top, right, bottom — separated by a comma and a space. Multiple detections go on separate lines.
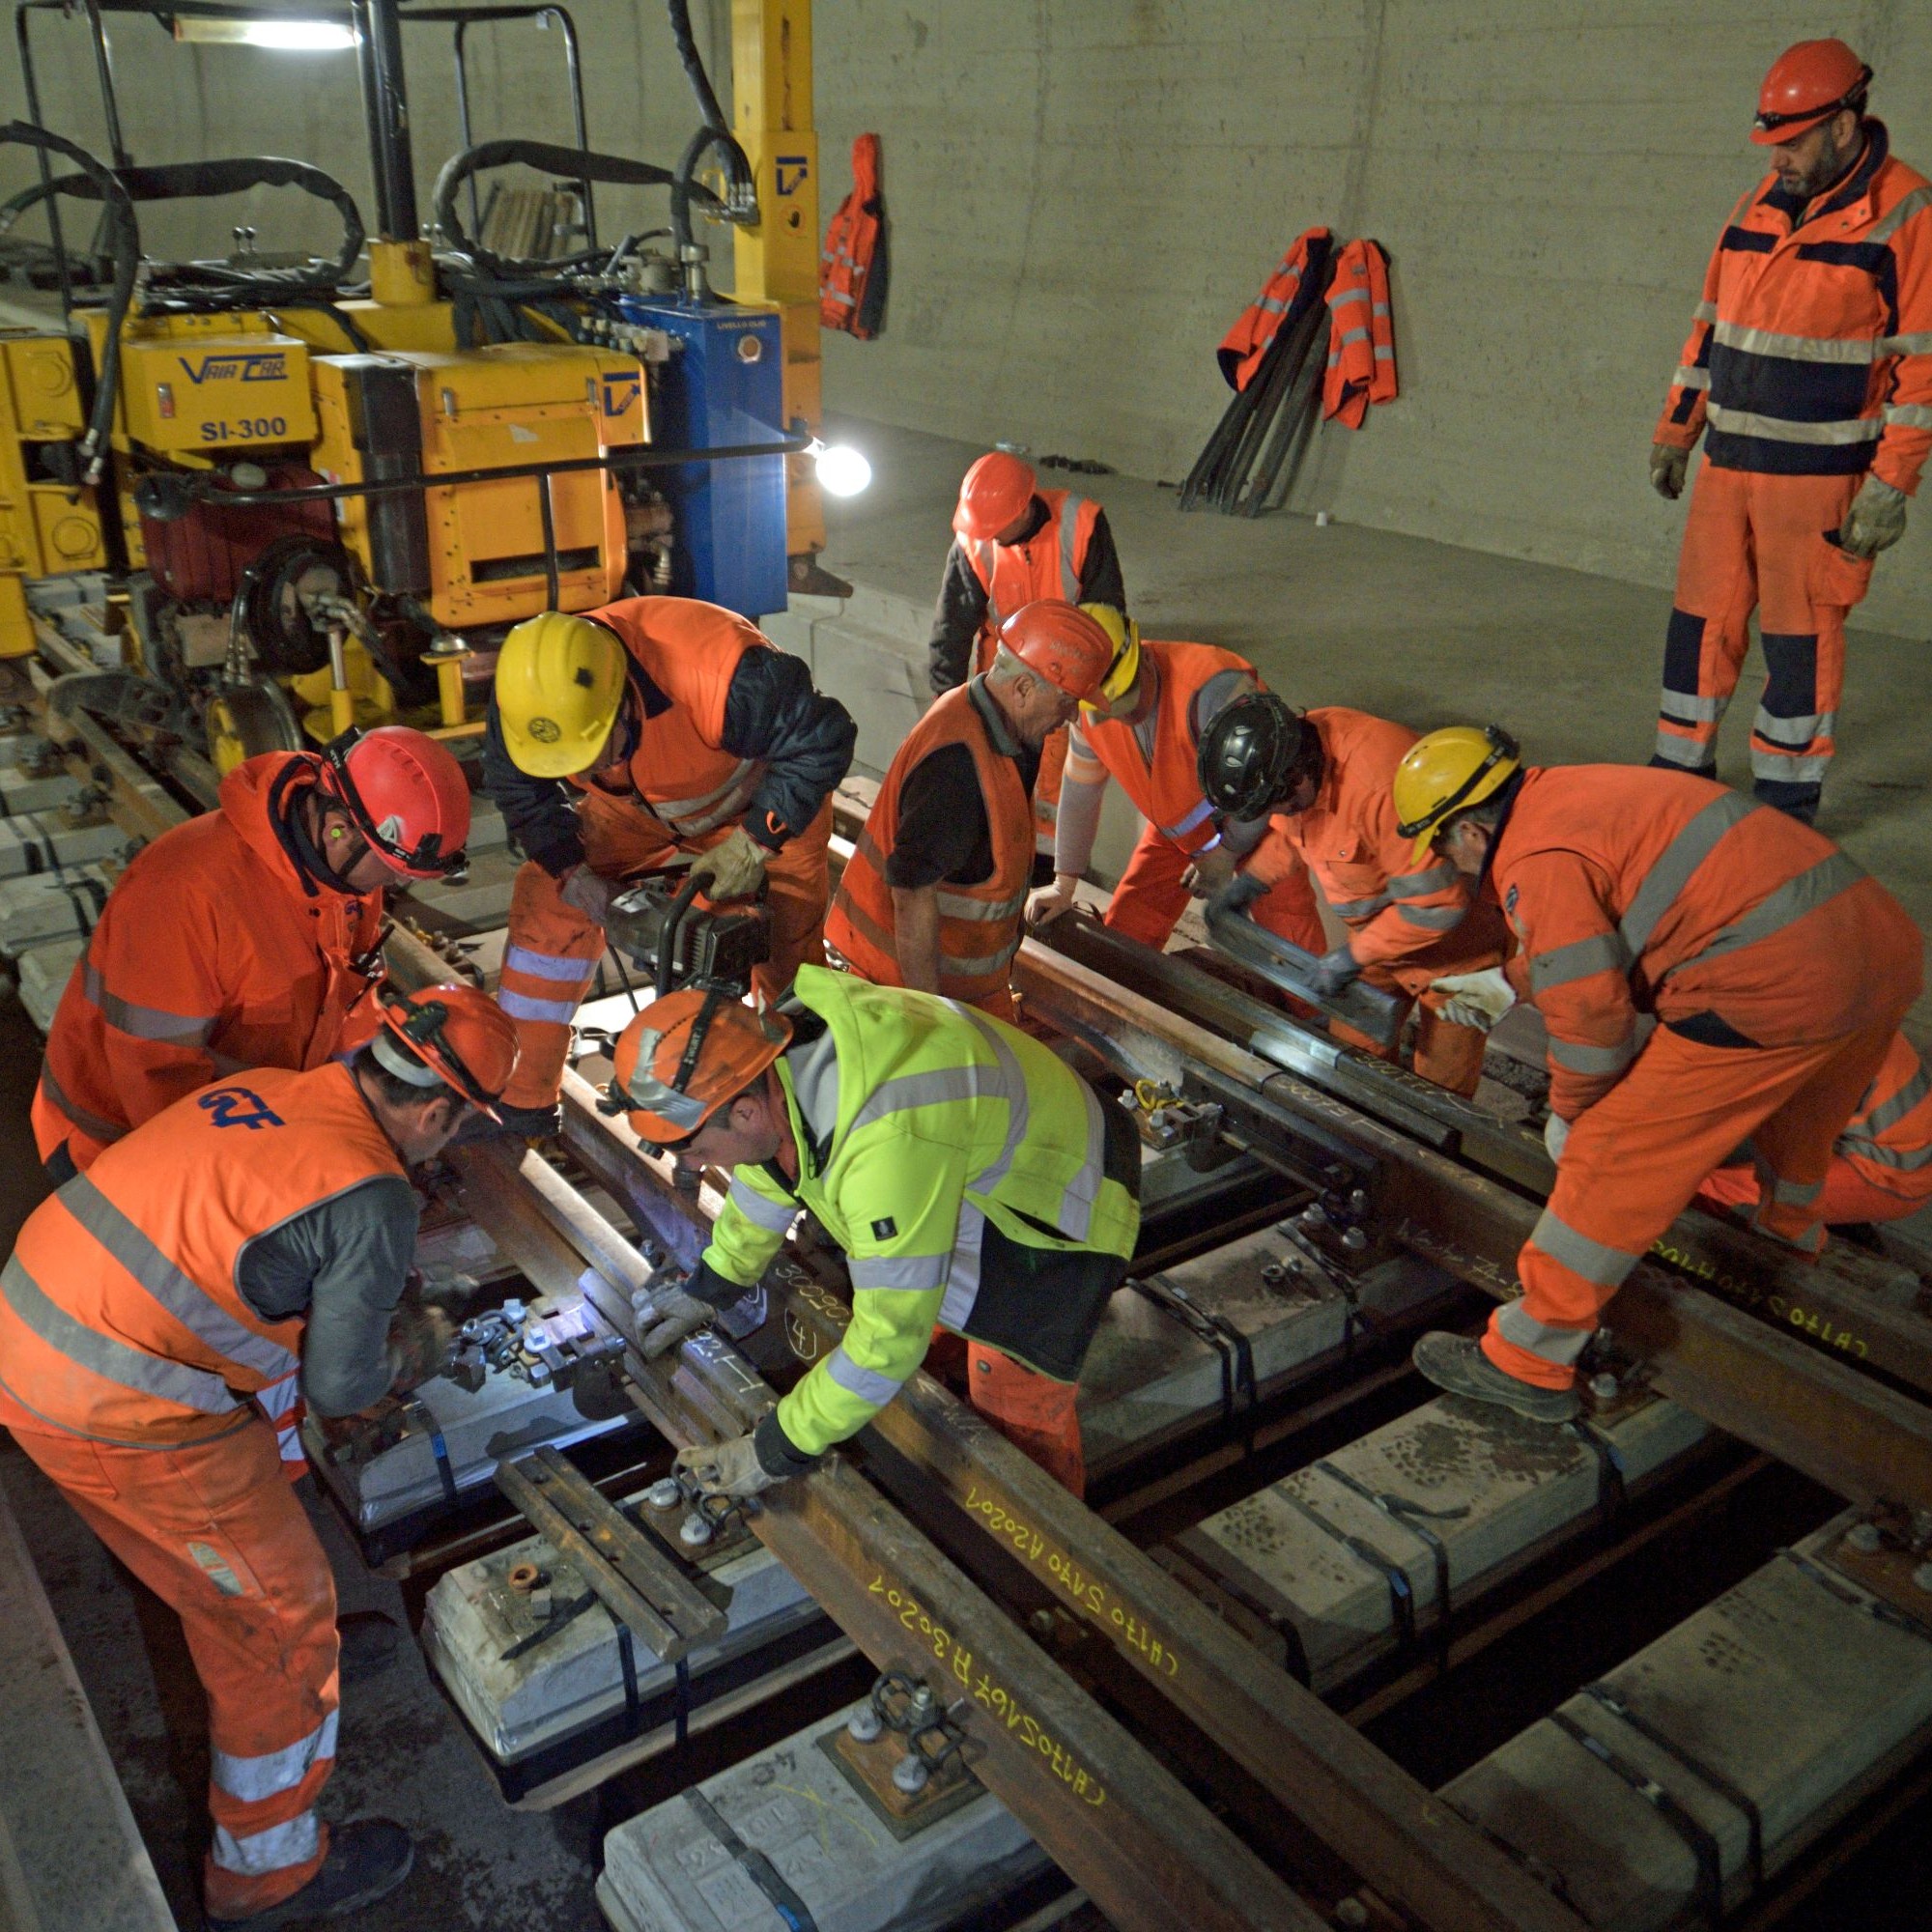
204, 1820, 413, 1929
449, 1099, 561, 1146
1411, 1332, 1580, 1424
337, 1610, 402, 1683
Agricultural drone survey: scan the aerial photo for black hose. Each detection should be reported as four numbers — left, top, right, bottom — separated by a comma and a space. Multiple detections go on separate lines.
664, 0, 753, 253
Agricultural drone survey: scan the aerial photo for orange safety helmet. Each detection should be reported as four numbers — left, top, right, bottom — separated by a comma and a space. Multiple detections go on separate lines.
372, 982, 521, 1121
952, 451, 1037, 543
1752, 39, 1870, 145
319, 725, 472, 880
609, 988, 793, 1143
998, 600, 1116, 703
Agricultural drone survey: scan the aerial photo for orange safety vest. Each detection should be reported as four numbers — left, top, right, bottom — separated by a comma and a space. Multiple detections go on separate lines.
576, 596, 770, 838
1322, 239, 1397, 428
1071, 639, 1255, 858
827, 682, 1032, 1007
0, 1062, 407, 1448
33, 753, 385, 1172
820, 133, 886, 340
1839, 1032, 1932, 1201
961, 489, 1101, 671
1217, 227, 1334, 392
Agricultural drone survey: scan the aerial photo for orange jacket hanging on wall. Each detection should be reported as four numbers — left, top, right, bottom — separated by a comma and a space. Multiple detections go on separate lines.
1217, 227, 1334, 392
820, 133, 888, 339
1322, 239, 1397, 427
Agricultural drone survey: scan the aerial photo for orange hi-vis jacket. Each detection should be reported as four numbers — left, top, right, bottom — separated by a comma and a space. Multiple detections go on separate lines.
1251, 708, 1471, 966
1657, 119, 1932, 489
1065, 639, 1257, 860
828, 682, 1032, 1007
1838, 1031, 1932, 1201
1218, 227, 1333, 392
33, 753, 384, 1171
1493, 766, 1903, 1123
577, 597, 772, 838
1322, 240, 1397, 428
820, 132, 884, 339
0, 1063, 406, 1448
961, 489, 1102, 668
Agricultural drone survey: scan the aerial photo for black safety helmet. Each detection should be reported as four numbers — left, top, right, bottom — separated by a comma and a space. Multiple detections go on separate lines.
1197, 691, 1310, 819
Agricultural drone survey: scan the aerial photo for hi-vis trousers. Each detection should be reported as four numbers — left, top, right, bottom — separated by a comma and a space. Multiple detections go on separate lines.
1103, 823, 1326, 954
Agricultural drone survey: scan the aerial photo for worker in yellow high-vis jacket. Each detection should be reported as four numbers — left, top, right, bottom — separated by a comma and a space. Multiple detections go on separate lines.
606, 967, 1141, 1494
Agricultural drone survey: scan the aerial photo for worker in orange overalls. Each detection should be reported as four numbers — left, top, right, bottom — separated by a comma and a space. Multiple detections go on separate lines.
928, 452, 1127, 870
1027, 611, 1325, 956
830, 602, 1115, 1021
1393, 727, 1920, 1422
0, 984, 518, 1929
483, 599, 856, 1131
1649, 39, 1932, 824
1193, 695, 1511, 1096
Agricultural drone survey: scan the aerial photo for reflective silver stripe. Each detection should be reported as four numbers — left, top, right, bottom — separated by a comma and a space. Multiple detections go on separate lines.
1704, 404, 1883, 446
1653, 729, 1718, 769
211, 1713, 339, 1803
848, 1066, 1005, 1134
1879, 331, 1932, 356
1390, 902, 1465, 932
1867, 184, 1932, 246
1711, 320, 1876, 363
933, 888, 1028, 922
64, 1176, 298, 1380
208, 1049, 256, 1077
1840, 1133, 1932, 1172
1619, 790, 1755, 956
1527, 1209, 1640, 1291
1750, 705, 1834, 750
1057, 496, 1088, 602
1861, 1064, 1932, 1138
1493, 1299, 1593, 1365
497, 989, 581, 1025
961, 1009, 1031, 1191
1548, 1033, 1638, 1077
0, 1256, 240, 1415
1035, 797, 1059, 824
1673, 366, 1711, 390
1693, 300, 1718, 323
1386, 863, 1458, 896
944, 937, 1024, 978
1374, 346, 1395, 361
1529, 931, 1630, 994
1748, 1208, 1825, 1254
1885, 403, 1932, 431
38, 1062, 128, 1147
211, 1812, 321, 1878
1329, 286, 1371, 310
1748, 746, 1830, 783
1681, 852, 1863, 971
82, 962, 216, 1046
1330, 892, 1390, 920
849, 1253, 951, 1291
1258, 294, 1289, 314
1661, 690, 1725, 723
727, 1177, 798, 1234
824, 1345, 906, 1407
1057, 1078, 1107, 1242
655, 759, 763, 836
938, 1203, 986, 1332
503, 944, 596, 983
1767, 1174, 1822, 1207
787, 1031, 841, 1148
254, 1371, 301, 1421
1333, 325, 1372, 348
1158, 798, 1217, 841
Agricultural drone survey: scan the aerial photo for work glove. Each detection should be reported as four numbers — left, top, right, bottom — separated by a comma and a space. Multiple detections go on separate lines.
1649, 442, 1690, 501
1208, 872, 1272, 921
694, 824, 768, 902
1837, 475, 1908, 560
1309, 944, 1362, 998
1180, 842, 1237, 899
638, 1282, 718, 1359
559, 865, 614, 924
387, 1302, 456, 1394
1430, 967, 1518, 1032
1544, 1114, 1571, 1163
675, 1431, 782, 1501
1025, 874, 1081, 926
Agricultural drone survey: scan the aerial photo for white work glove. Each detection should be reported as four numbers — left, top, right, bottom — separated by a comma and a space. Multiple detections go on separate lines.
1430, 967, 1518, 1032
1544, 1114, 1571, 1162
1181, 842, 1237, 898
1026, 874, 1081, 926
1837, 475, 1908, 560
559, 865, 614, 924
675, 1432, 781, 1500
638, 1283, 717, 1359
1649, 442, 1689, 501
693, 824, 769, 901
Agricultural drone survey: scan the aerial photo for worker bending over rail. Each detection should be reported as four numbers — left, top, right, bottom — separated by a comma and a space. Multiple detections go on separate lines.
1394, 727, 1921, 1421
0, 985, 518, 1929
608, 967, 1141, 1495
485, 597, 856, 1133
830, 602, 1115, 1019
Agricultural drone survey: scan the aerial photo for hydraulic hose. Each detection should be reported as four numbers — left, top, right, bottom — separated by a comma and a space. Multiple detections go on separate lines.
664, 0, 754, 251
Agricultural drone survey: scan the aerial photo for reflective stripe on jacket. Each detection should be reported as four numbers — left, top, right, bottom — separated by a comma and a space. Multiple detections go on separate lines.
962, 489, 1100, 659
32, 753, 384, 1172
1322, 239, 1397, 428
1, 1063, 407, 1447
1493, 766, 1912, 1122
820, 132, 885, 339
1657, 119, 1932, 488
701, 967, 1139, 1456
1217, 226, 1334, 392
827, 681, 1032, 1005
1838, 1031, 1932, 1198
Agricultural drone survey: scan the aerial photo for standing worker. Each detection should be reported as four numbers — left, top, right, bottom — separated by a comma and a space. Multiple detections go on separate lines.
1650, 39, 1932, 823
1027, 611, 1325, 956
829, 602, 1115, 1019
929, 452, 1128, 869
607, 966, 1141, 1495
485, 598, 857, 1132
1194, 695, 1511, 1095
1393, 727, 1921, 1421
0, 984, 519, 1928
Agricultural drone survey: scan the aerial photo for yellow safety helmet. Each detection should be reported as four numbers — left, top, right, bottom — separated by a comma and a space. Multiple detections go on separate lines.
1077, 602, 1141, 714
1392, 724, 1521, 867
494, 611, 628, 779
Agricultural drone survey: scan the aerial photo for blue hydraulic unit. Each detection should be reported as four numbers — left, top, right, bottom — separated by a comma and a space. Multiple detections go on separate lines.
610, 292, 788, 620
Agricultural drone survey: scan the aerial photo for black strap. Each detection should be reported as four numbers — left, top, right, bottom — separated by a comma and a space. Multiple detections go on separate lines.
1129, 1276, 1258, 1435
616, 1621, 641, 1731
674, 1656, 694, 1754
1565, 1419, 1627, 1535
1779, 1547, 1932, 1642
682, 1785, 822, 1932
411, 1401, 460, 1506
1315, 1460, 1467, 1674
1275, 1483, 1415, 1655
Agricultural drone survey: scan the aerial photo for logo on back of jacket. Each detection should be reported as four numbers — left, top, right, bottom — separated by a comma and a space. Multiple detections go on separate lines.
199, 1087, 286, 1130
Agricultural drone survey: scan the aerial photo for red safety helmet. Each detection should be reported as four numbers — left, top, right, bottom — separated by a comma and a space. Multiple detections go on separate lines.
999, 600, 1116, 703
609, 988, 793, 1144
1752, 39, 1870, 145
319, 725, 472, 880
373, 981, 521, 1121
952, 451, 1037, 543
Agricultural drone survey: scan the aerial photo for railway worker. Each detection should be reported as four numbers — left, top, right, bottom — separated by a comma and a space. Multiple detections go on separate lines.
1025, 609, 1326, 956
1393, 726, 1921, 1422
484, 598, 857, 1134
1648, 38, 1932, 825
0, 984, 519, 1929
606, 966, 1142, 1495
828, 602, 1116, 1021
1191, 694, 1511, 1097
928, 451, 1128, 870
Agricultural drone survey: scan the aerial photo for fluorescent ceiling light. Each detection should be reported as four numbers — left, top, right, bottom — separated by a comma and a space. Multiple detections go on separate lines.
174, 17, 356, 49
